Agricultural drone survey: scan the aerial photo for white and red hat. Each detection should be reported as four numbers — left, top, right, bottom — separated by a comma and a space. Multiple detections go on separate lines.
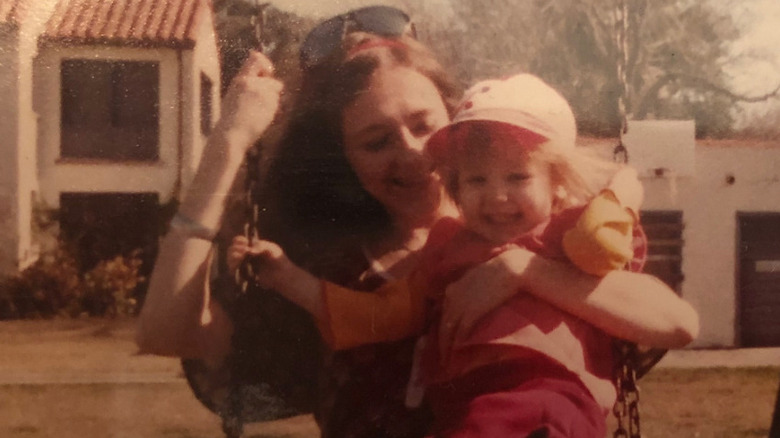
426, 73, 577, 162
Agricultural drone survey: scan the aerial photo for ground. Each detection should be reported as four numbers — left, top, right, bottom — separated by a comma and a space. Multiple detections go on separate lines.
0, 318, 777, 437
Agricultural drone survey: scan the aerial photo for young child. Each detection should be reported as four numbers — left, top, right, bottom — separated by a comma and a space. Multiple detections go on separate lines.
234, 73, 647, 438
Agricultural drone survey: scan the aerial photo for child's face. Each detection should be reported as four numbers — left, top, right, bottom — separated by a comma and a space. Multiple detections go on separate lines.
456, 142, 554, 245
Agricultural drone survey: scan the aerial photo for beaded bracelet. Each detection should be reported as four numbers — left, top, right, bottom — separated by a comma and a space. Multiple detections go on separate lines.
169, 213, 219, 241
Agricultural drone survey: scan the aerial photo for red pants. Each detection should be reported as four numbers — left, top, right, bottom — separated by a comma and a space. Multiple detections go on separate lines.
426, 359, 606, 438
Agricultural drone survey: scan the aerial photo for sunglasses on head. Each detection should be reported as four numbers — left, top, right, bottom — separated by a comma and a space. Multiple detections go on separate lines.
300, 5, 416, 71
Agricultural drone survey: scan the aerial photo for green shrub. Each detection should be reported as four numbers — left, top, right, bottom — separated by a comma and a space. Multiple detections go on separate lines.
81, 250, 146, 317
0, 245, 81, 319
0, 244, 146, 320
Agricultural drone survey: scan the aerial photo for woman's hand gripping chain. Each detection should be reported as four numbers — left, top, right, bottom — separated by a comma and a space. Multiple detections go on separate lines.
211, 51, 284, 161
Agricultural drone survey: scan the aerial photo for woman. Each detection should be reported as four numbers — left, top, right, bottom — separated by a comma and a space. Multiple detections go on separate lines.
137, 6, 698, 437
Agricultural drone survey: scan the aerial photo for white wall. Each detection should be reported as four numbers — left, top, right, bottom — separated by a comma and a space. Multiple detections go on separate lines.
642, 145, 780, 347
0, 30, 23, 275
181, 9, 222, 195
0, 20, 44, 274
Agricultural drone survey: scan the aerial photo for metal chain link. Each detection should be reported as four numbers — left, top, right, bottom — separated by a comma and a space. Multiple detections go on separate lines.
613, 0, 630, 164
613, 341, 642, 438
235, 2, 269, 296
612, 9, 642, 431
615, 0, 630, 137
236, 144, 263, 293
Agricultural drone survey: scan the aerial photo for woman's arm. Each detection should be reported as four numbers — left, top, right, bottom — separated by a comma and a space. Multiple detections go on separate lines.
439, 247, 699, 354
136, 52, 283, 361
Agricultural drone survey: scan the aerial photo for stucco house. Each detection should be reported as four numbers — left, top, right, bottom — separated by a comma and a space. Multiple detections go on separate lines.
0, 0, 220, 273
642, 137, 780, 349
590, 121, 780, 349
1, 1, 778, 350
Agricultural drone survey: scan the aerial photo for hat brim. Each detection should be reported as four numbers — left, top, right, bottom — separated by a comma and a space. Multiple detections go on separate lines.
425, 119, 549, 166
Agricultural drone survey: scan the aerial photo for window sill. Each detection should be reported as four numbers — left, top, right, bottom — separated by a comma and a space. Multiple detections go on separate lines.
55, 157, 163, 166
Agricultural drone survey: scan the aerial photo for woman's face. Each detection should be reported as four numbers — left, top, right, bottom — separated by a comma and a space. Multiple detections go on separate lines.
342, 66, 450, 228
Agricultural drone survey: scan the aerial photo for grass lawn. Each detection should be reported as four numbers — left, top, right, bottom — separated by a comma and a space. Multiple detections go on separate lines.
619, 367, 779, 437
1, 367, 777, 438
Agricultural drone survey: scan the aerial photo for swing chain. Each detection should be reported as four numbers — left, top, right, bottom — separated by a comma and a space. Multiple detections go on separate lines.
612, 0, 631, 164
615, 0, 630, 137
612, 2, 643, 436
236, 144, 263, 292
235, 4, 269, 294
613, 342, 642, 438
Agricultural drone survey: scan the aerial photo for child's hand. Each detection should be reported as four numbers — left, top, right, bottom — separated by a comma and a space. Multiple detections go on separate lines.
562, 193, 635, 276
227, 235, 252, 275
439, 245, 535, 360
228, 235, 290, 290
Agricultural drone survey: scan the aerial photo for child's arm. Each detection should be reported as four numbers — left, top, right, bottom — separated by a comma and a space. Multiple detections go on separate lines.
236, 238, 325, 321
233, 238, 426, 350
562, 165, 644, 276
440, 248, 698, 350
318, 275, 427, 349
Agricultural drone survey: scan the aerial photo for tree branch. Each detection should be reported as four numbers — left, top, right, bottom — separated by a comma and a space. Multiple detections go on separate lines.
634, 72, 780, 119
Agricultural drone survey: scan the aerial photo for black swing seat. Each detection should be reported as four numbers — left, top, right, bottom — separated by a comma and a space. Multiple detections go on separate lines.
182, 276, 322, 438
630, 346, 668, 379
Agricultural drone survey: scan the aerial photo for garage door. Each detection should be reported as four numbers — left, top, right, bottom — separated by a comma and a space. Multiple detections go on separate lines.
738, 213, 780, 347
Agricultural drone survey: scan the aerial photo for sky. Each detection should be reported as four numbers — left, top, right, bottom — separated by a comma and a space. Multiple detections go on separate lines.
711, 0, 780, 124
710, 0, 780, 90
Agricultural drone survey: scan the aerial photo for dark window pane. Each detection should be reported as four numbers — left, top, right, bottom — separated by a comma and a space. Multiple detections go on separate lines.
61, 59, 159, 161
200, 73, 213, 135
59, 192, 160, 271
640, 210, 684, 294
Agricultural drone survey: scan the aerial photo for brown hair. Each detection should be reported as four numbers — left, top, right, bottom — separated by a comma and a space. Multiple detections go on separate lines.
262, 33, 461, 273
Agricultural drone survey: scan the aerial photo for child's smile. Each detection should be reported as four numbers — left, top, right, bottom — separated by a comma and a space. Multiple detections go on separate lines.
456, 141, 554, 245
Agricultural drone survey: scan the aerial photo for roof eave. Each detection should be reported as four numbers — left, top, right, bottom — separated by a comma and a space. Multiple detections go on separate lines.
38, 35, 196, 50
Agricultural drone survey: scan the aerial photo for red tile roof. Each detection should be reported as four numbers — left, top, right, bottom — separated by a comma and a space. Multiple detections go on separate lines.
40, 0, 212, 48
0, 0, 27, 26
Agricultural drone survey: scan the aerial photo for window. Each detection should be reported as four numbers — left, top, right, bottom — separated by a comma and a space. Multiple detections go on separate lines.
738, 213, 780, 346
200, 73, 213, 135
61, 59, 159, 161
59, 192, 160, 271
639, 210, 684, 294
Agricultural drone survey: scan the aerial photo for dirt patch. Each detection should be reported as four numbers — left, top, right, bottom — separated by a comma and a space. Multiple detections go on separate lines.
2, 319, 777, 437
0, 318, 181, 383
0, 318, 320, 437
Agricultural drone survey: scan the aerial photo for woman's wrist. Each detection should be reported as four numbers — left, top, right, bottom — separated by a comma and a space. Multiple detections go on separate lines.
203, 125, 256, 168
169, 212, 220, 241
176, 128, 250, 230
